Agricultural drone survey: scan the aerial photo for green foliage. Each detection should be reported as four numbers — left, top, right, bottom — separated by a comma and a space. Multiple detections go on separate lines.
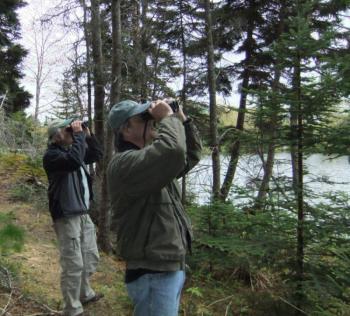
54, 67, 86, 120
0, 213, 24, 254
186, 192, 350, 314
323, 111, 350, 156
0, 0, 31, 113
186, 286, 203, 298
188, 202, 295, 279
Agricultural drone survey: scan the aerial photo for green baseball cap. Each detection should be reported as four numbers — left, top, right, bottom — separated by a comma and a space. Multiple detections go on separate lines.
108, 100, 152, 130
47, 117, 75, 139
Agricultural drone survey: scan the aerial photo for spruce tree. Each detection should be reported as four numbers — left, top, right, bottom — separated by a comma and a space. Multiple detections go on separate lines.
0, 0, 31, 113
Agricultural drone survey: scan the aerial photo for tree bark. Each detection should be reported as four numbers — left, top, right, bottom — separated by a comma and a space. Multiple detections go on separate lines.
293, 52, 304, 314
72, 43, 84, 117
220, 8, 255, 201
254, 6, 285, 211
131, 0, 148, 100
131, 0, 141, 98
204, 0, 220, 200
81, 0, 92, 128
140, 0, 148, 100
97, 0, 122, 253
90, 0, 105, 148
180, 0, 188, 204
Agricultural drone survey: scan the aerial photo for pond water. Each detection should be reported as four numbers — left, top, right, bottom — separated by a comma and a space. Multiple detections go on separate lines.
186, 153, 350, 205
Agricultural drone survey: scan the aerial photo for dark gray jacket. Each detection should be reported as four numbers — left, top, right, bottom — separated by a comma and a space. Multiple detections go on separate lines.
43, 132, 103, 221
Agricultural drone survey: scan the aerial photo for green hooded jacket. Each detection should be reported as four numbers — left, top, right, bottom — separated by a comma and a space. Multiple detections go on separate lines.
107, 115, 202, 271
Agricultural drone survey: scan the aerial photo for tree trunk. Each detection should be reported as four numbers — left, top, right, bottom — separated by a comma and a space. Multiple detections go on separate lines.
204, 0, 220, 200
220, 3, 254, 201
254, 7, 285, 210
90, 0, 105, 148
72, 43, 84, 117
151, 43, 161, 99
81, 0, 92, 128
131, 0, 148, 100
140, 0, 148, 100
97, 0, 122, 253
131, 0, 141, 98
293, 53, 304, 314
34, 78, 41, 121
180, 0, 188, 204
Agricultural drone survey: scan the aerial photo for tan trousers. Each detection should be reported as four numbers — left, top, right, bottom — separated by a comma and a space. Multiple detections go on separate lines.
54, 214, 100, 316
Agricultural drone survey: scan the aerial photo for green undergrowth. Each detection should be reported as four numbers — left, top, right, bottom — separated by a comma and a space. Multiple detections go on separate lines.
1, 148, 350, 315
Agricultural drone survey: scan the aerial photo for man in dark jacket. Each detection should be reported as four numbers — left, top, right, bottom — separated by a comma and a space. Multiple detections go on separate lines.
107, 99, 202, 316
43, 118, 103, 316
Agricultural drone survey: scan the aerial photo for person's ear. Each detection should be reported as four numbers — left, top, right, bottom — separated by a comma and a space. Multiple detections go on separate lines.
53, 131, 63, 143
121, 125, 130, 139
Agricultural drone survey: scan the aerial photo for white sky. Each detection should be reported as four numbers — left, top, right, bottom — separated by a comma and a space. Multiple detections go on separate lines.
18, 0, 83, 121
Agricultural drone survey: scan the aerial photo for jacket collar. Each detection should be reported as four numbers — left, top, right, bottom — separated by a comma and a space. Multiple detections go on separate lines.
118, 141, 140, 152
48, 143, 70, 151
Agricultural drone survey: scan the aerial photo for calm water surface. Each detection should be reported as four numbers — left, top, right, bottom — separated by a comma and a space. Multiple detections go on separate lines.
186, 153, 350, 204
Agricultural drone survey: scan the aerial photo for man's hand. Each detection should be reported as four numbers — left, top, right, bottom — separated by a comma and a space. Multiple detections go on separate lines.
162, 98, 187, 122
175, 105, 187, 123
70, 120, 83, 133
148, 100, 173, 122
82, 124, 91, 137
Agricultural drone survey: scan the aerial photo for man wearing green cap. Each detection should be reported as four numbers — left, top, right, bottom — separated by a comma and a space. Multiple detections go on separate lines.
43, 118, 103, 316
107, 99, 202, 316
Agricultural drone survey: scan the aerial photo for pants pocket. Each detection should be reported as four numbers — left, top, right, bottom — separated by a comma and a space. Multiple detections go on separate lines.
81, 217, 99, 273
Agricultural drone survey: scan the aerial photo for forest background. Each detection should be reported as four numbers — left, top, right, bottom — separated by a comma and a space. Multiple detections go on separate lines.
0, 0, 350, 315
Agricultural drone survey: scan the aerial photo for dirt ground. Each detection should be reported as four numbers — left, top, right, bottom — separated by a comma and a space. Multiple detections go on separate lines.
0, 162, 132, 316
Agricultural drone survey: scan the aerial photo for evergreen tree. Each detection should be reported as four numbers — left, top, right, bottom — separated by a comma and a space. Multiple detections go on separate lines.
52, 69, 82, 119
0, 0, 31, 113
259, 0, 350, 312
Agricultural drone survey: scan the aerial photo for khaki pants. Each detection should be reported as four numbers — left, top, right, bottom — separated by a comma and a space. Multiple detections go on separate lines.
54, 214, 100, 316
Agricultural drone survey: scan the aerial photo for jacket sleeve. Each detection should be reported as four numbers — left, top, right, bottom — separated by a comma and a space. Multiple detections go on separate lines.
178, 118, 202, 178
84, 134, 103, 164
43, 132, 87, 173
108, 116, 186, 197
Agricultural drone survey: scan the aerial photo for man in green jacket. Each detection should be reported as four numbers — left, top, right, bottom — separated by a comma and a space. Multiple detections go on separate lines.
107, 99, 201, 316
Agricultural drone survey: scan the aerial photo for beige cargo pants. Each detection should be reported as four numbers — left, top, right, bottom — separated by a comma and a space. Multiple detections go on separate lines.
54, 214, 100, 316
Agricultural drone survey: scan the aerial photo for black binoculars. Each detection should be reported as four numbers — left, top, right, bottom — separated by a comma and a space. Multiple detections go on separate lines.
65, 120, 89, 133
169, 100, 179, 113
140, 100, 179, 122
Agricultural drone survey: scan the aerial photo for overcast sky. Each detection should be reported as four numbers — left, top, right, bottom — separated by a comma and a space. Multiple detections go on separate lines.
18, 0, 83, 121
